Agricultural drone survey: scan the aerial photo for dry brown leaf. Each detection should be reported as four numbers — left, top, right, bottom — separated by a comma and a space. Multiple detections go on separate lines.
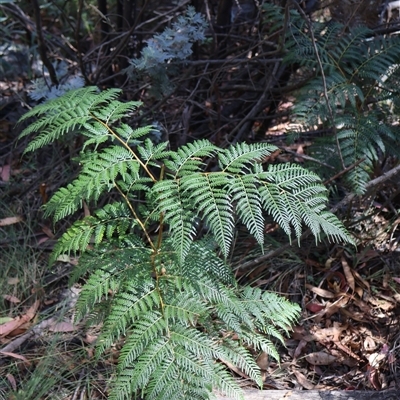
393, 277, 400, 285
0, 317, 23, 337
2, 295, 21, 303
37, 236, 50, 245
7, 277, 19, 285
83, 200, 91, 217
341, 256, 355, 291
294, 144, 304, 163
353, 298, 371, 313
383, 271, 389, 288
41, 225, 55, 239
1, 164, 10, 182
364, 336, 376, 351
305, 284, 336, 298
0, 216, 23, 226
305, 351, 336, 365
25, 300, 40, 320
340, 307, 369, 322
219, 357, 250, 380
292, 370, 314, 389
293, 339, 308, 360
366, 294, 395, 311
367, 366, 381, 390
325, 296, 349, 318
0, 351, 29, 363
352, 269, 371, 292
256, 352, 269, 370
325, 257, 335, 269
332, 322, 347, 342
0, 300, 39, 337
49, 321, 78, 332
368, 352, 386, 368
310, 323, 347, 343
84, 334, 98, 344
354, 286, 363, 298
306, 302, 325, 313
6, 374, 17, 391
334, 340, 361, 361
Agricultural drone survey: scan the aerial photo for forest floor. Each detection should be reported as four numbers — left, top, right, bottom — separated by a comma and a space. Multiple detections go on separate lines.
1, 80, 400, 399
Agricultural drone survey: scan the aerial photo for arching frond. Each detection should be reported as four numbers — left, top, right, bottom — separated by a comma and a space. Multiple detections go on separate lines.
285, 18, 400, 193
19, 85, 354, 400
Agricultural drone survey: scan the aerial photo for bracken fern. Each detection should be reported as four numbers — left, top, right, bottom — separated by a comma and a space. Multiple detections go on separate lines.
19, 87, 353, 400
284, 13, 400, 193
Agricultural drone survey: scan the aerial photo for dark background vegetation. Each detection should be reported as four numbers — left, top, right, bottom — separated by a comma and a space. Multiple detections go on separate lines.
2, 0, 400, 398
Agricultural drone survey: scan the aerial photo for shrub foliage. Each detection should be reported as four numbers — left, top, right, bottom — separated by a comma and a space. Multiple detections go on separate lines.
19, 87, 353, 400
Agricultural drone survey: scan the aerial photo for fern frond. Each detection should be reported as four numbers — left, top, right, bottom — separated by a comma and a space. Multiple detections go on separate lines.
153, 179, 198, 263
163, 139, 218, 176
182, 237, 234, 285
97, 279, 159, 353
286, 18, 400, 193
114, 123, 153, 142
118, 311, 165, 370
75, 266, 120, 319
220, 339, 262, 388
19, 83, 356, 400
181, 172, 234, 257
50, 202, 137, 262
163, 292, 207, 324
19, 87, 123, 152
91, 97, 141, 123
68, 233, 149, 284
229, 174, 264, 245
137, 138, 171, 164
44, 147, 140, 222
219, 142, 277, 173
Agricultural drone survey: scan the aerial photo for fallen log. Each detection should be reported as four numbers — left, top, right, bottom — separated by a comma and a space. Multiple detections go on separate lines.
214, 389, 398, 400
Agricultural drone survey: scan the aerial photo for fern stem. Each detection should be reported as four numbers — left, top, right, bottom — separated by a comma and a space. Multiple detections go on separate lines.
323, 157, 365, 186
90, 113, 158, 182
114, 181, 156, 251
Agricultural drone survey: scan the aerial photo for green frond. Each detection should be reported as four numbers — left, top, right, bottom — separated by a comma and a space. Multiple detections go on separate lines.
229, 174, 264, 245
91, 97, 141, 123
286, 18, 400, 193
153, 179, 198, 263
118, 311, 165, 370
240, 287, 301, 331
19, 86, 100, 124
44, 146, 140, 222
240, 330, 280, 362
163, 292, 207, 324
182, 237, 235, 285
257, 163, 350, 243
181, 172, 235, 257
163, 139, 218, 176
68, 233, 149, 284
75, 266, 120, 319
220, 339, 262, 388
51, 217, 98, 262
19, 82, 357, 400
111, 337, 172, 400
50, 201, 137, 262
219, 142, 277, 173
137, 138, 171, 164
97, 280, 159, 354
114, 123, 152, 143
19, 87, 123, 152
209, 362, 245, 400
